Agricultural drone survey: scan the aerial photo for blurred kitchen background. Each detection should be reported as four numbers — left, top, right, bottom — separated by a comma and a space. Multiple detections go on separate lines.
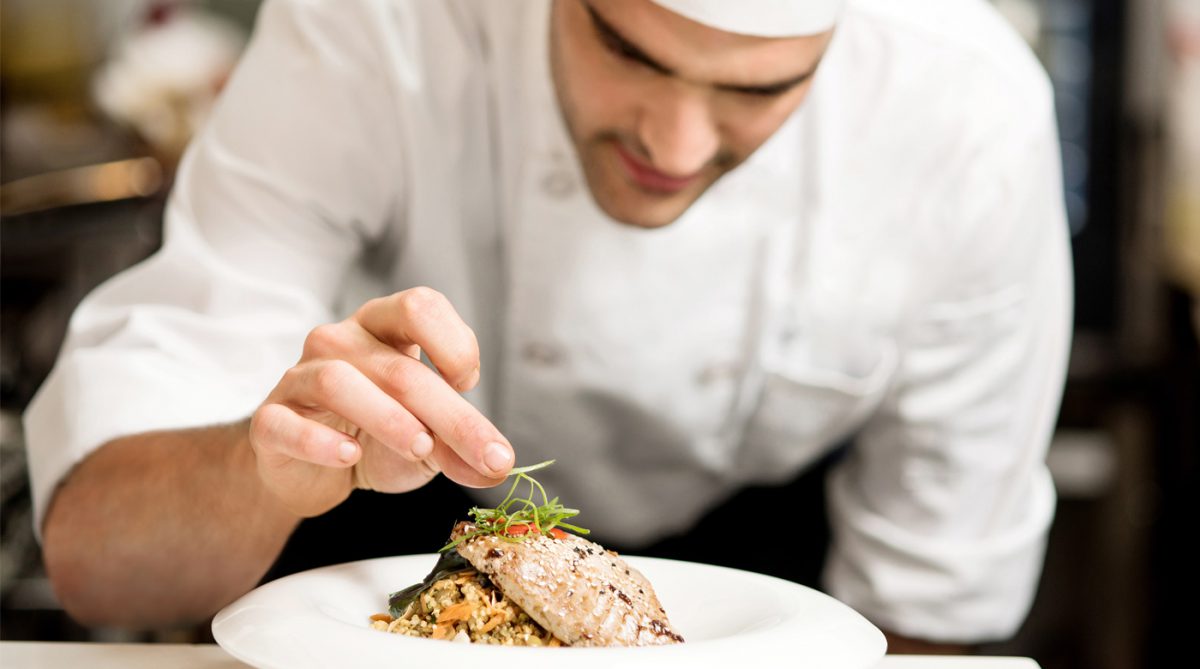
0, 1, 1197, 667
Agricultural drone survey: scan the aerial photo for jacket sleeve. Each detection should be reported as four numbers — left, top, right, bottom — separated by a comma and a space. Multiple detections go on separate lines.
822, 71, 1074, 642
22, 0, 415, 536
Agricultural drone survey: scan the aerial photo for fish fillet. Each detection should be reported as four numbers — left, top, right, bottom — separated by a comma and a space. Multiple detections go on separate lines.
451, 521, 684, 647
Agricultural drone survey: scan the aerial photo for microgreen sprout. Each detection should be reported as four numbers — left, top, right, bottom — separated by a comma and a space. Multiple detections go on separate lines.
439, 460, 589, 552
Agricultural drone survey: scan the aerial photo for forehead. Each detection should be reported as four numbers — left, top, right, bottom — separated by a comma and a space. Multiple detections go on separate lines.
574, 0, 831, 84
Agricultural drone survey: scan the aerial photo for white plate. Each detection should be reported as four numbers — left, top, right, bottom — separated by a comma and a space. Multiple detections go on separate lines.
213, 554, 886, 668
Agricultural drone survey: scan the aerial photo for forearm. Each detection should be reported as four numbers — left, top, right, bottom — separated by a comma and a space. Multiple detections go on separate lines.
41, 419, 300, 629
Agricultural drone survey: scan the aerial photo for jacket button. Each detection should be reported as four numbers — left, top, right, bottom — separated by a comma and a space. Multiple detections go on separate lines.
696, 361, 741, 386
540, 169, 576, 199
521, 341, 563, 367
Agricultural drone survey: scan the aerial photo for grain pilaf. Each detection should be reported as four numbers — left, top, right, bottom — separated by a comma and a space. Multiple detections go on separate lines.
370, 569, 563, 646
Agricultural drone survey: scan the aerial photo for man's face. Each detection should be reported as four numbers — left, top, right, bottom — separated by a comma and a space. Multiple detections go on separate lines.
550, 0, 833, 228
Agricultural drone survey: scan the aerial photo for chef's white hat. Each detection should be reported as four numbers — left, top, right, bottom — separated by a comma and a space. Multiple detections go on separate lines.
649, 0, 843, 37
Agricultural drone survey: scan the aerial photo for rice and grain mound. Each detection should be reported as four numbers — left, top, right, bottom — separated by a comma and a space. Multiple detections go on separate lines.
370, 569, 563, 646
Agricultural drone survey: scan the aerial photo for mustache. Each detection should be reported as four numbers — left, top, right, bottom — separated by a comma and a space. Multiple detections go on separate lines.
596, 131, 740, 173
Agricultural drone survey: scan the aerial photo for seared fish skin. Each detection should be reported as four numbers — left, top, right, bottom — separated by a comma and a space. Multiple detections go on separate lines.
451, 522, 684, 647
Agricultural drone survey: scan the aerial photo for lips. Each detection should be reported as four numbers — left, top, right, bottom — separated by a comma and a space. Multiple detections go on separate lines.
612, 141, 700, 194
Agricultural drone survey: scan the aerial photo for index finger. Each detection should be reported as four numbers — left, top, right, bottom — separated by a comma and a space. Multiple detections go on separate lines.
355, 287, 481, 392
341, 328, 514, 484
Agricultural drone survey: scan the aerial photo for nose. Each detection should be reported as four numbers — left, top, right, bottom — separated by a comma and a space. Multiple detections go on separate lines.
637, 83, 720, 177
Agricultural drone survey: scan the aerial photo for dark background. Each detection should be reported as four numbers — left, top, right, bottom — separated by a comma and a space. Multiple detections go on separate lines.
2, 1, 1197, 666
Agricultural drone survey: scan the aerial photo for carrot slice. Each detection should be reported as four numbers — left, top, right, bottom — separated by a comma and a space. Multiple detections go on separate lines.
479, 613, 507, 633
437, 601, 475, 624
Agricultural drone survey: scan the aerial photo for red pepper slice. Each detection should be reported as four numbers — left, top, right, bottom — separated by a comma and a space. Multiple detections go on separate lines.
501, 523, 566, 538
505, 524, 533, 536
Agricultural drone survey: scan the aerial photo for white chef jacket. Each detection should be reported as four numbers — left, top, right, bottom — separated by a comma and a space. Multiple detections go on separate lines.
24, 0, 1072, 643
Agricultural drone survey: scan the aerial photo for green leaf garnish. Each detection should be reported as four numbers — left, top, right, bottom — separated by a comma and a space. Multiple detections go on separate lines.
386, 550, 473, 618
438, 459, 589, 552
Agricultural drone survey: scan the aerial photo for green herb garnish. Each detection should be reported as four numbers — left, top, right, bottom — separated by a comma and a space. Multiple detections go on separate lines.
438, 459, 589, 552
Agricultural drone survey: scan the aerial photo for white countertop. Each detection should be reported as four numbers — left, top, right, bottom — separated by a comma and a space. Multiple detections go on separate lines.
0, 642, 1042, 668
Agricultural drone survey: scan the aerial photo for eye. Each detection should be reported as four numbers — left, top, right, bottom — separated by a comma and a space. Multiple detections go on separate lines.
598, 30, 634, 60
738, 86, 789, 98
600, 32, 658, 71
727, 82, 801, 99
587, 7, 670, 75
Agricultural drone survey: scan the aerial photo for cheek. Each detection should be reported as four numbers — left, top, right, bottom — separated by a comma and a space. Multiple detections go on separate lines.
555, 42, 643, 138
716, 93, 810, 158
573, 71, 646, 139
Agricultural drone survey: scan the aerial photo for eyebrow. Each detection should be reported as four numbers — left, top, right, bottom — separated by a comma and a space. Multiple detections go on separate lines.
584, 2, 818, 96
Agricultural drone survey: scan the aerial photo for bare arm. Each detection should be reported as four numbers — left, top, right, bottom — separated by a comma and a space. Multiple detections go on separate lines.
41, 287, 514, 629
42, 421, 296, 628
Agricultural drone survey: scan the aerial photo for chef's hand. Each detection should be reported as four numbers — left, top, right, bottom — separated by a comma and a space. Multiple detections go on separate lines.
248, 287, 513, 517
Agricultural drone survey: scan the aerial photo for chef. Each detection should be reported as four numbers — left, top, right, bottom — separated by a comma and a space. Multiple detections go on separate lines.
24, 0, 1072, 653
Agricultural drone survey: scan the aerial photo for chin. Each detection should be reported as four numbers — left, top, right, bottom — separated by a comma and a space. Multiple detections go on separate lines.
585, 177, 705, 229
600, 203, 686, 228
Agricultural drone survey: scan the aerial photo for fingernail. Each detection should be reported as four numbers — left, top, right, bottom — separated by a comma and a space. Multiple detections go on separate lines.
337, 442, 358, 463
483, 441, 512, 474
458, 367, 481, 392
410, 432, 434, 458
